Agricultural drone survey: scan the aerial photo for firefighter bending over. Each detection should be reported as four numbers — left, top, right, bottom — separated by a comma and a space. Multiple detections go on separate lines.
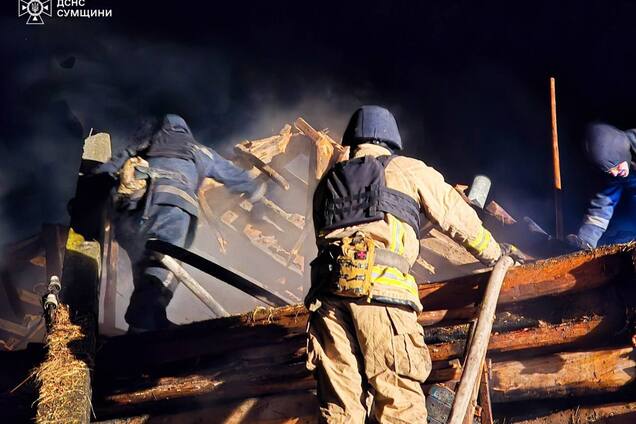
95, 114, 265, 332
306, 105, 523, 423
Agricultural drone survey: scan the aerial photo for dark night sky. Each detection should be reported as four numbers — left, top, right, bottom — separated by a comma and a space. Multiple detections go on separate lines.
1, 0, 636, 248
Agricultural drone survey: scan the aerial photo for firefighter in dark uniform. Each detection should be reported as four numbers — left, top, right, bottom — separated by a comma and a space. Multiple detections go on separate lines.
96, 114, 265, 331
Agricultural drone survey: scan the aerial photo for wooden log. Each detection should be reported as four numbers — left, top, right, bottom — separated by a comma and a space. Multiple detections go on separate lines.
94, 314, 620, 417
94, 360, 460, 418
512, 401, 636, 424
491, 346, 636, 403
94, 345, 636, 419
419, 243, 630, 311
94, 392, 319, 424
448, 256, 514, 424
428, 313, 614, 361
96, 287, 623, 379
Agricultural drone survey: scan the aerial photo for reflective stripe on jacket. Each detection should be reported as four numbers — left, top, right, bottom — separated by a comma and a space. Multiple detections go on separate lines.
319, 144, 501, 310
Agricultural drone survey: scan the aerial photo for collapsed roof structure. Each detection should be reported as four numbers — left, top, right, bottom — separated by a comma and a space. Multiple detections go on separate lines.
1, 119, 635, 423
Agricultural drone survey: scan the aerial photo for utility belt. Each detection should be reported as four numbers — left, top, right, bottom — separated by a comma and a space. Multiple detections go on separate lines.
312, 232, 422, 312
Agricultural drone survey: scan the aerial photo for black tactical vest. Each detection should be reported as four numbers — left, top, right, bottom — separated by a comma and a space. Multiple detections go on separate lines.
313, 155, 421, 235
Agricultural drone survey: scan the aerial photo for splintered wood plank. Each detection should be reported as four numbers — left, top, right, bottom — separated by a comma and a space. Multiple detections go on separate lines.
234, 125, 293, 190
235, 124, 293, 165
490, 346, 636, 403
294, 118, 347, 179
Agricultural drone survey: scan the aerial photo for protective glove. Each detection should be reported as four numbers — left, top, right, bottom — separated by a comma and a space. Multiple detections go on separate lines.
566, 234, 593, 251
499, 243, 531, 264
91, 161, 120, 180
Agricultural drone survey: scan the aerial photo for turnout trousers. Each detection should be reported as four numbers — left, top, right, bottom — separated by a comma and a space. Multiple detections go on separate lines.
116, 204, 191, 330
306, 295, 431, 424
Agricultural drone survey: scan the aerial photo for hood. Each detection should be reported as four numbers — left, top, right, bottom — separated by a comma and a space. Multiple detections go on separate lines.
146, 114, 198, 160
162, 114, 193, 136
584, 123, 632, 172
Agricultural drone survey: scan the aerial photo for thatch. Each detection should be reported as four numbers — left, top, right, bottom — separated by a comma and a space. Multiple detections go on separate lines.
35, 305, 92, 424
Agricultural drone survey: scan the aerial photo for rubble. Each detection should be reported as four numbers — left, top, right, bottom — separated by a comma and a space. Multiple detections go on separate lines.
3, 120, 636, 423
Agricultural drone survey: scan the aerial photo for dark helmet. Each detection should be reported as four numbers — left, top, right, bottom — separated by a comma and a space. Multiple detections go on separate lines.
342, 105, 403, 151
584, 123, 631, 172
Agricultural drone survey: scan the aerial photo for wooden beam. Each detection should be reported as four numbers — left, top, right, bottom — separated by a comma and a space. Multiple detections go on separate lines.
418, 243, 630, 311
512, 401, 636, 424
294, 117, 347, 179
491, 346, 636, 403
96, 286, 624, 380
428, 314, 614, 361
94, 392, 318, 424
478, 360, 493, 424
94, 360, 460, 418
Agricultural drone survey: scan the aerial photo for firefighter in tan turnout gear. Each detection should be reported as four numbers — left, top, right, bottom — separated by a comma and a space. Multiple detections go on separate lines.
306, 105, 519, 423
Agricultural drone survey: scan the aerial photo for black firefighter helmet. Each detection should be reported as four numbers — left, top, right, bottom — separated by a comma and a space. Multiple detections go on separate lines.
342, 105, 403, 151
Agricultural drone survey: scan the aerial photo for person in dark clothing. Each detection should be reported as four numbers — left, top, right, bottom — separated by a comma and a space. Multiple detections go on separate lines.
569, 123, 636, 249
96, 114, 266, 331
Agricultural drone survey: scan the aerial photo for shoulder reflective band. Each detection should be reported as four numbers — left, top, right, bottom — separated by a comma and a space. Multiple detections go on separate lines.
468, 227, 493, 255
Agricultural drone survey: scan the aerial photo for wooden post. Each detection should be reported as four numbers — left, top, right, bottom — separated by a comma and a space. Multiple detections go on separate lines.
550, 77, 564, 240
447, 256, 514, 424
36, 132, 112, 424
478, 360, 494, 424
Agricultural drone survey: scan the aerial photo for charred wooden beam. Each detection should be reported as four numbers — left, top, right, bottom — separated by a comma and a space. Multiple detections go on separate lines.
512, 401, 636, 424
491, 346, 636, 403
94, 360, 460, 419
428, 314, 617, 361
94, 345, 636, 419
94, 392, 318, 424
419, 243, 631, 311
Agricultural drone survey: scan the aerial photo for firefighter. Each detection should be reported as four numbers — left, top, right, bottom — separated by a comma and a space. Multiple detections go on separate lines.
568, 122, 636, 250
96, 114, 265, 332
306, 105, 524, 423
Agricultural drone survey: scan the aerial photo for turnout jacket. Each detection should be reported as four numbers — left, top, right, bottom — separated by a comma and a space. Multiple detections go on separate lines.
578, 125, 636, 247
314, 143, 501, 310
99, 124, 263, 218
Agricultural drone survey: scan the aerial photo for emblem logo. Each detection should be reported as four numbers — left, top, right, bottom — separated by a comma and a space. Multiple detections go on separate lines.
18, 0, 52, 25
